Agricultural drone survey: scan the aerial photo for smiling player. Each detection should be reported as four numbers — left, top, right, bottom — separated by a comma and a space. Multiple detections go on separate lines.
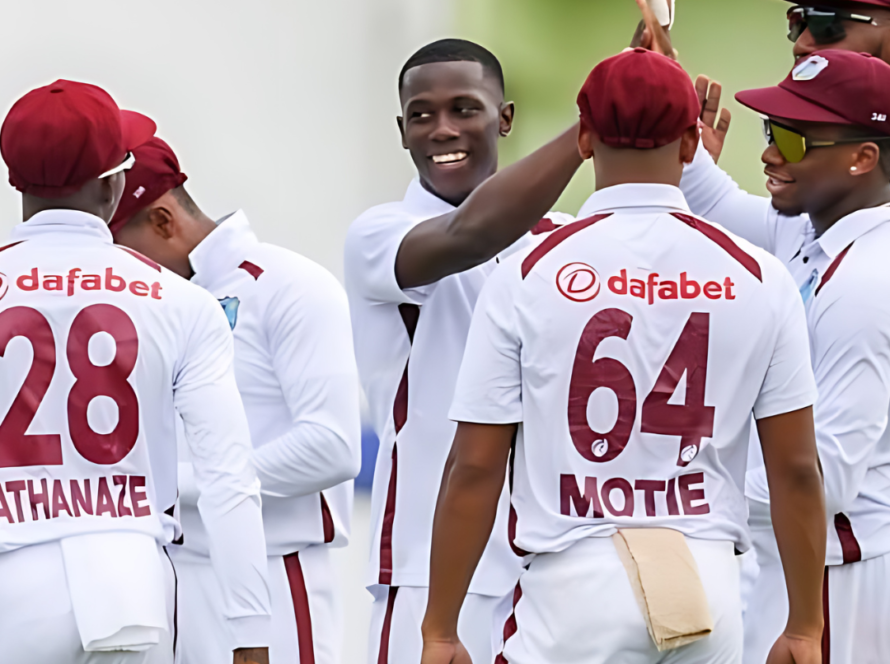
344, 38, 584, 664
421, 48, 826, 664
110, 136, 361, 664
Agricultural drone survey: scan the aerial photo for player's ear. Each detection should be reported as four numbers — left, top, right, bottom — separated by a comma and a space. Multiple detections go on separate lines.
397, 116, 407, 149
679, 125, 700, 165
578, 122, 597, 160
849, 142, 881, 177
146, 205, 176, 241
499, 101, 515, 137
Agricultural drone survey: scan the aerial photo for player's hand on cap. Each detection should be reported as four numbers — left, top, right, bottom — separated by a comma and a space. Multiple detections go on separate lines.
233, 647, 270, 664
694, 74, 732, 164
630, 0, 677, 60
420, 637, 473, 664
766, 634, 822, 664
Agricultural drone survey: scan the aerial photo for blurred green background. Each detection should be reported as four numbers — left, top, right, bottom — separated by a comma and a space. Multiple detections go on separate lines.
456, 0, 795, 213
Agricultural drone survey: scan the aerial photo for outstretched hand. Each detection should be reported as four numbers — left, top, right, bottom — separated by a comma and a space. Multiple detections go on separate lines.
630, 0, 677, 60
420, 638, 473, 664
766, 634, 822, 664
694, 75, 732, 164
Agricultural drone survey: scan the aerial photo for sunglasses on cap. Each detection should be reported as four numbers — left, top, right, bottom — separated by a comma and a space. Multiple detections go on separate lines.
763, 118, 888, 163
99, 151, 135, 179
787, 6, 877, 44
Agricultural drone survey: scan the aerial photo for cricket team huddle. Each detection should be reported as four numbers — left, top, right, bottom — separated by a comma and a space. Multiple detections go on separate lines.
1, 1, 890, 663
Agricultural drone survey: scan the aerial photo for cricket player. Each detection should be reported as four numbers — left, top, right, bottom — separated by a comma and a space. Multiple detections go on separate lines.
421, 49, 826, 664
679, 48, 890, 663
110, 136, 361, 664
344, 38, 583, 664
0, 81, 271, 664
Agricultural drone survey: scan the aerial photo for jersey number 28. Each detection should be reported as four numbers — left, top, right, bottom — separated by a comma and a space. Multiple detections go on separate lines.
568, 308, 715, 467
0, 304, 139, 468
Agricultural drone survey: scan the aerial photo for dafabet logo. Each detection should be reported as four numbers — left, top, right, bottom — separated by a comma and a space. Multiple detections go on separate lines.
557, 265, 736, 304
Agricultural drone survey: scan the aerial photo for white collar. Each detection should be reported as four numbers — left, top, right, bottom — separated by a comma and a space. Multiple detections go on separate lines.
189, 210, 258, 288
815, 204, 890, 259
9, 209, 113, 243
402, 178, 456, 217
577, 183, 691, 219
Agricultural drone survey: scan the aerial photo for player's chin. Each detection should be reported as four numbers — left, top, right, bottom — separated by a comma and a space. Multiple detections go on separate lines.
426, 171, 479, 205
768, 190, 805, 218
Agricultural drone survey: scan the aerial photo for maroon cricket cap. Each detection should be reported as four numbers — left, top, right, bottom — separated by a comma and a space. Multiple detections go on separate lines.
577, 48, 700, 149
736, 50, 890, 133
109, 136, 188, 233
0, 79, 156, 199
786, 0, 890, 7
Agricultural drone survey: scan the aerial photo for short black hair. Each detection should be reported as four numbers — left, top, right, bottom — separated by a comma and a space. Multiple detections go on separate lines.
399, 38, 504, 94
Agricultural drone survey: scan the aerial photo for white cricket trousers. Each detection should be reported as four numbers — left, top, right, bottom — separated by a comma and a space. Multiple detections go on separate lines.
367, 586, 513, 664
171, 543, 341, 664
499, 536, 742, 664
0, 539, 175, 664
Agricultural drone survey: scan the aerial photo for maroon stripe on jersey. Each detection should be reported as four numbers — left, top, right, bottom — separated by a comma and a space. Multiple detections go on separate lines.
379, 445, 398, 585
320, 494, 335, 544
0, 241, 24, 253
284, 552, 316, 664
377, 586, 399, 664
822, 567, 831, 664
393, 304, 420, 434
531, 217, 557, 235
671, 213, 763, 282
507, 434, 531, 557
117, 246, 162, 272
521, 214, 612, 279
834, 513, 862, 564
239, 260, 264, 280
815, 244, 853, 297
494, 581, 523, 664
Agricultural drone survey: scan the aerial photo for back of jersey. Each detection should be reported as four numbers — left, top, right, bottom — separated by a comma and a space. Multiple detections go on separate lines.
0, 211, 213, 552
450, 185, 815, 555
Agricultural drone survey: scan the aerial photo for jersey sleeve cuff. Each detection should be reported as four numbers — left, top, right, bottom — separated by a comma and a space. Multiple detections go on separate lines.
753, 387, 818, 421
448, 404, 523, 425
227, 614, 272, 649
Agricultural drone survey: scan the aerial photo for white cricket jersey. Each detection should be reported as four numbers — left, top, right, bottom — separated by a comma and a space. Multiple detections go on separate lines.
449, 184, 816, 555
174, 211, 361, 558
682, 146, 890, 566
0, 209, 271, 640
344, 179, 566, 594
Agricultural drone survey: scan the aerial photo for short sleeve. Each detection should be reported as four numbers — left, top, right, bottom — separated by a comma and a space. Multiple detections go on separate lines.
449, 261, 523, 424
344, 208, 434, 305
753, 267, 818, 419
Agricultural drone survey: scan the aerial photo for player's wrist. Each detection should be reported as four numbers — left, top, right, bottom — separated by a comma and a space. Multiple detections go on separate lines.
420, 619, 460, 643
783, 620, 824, 642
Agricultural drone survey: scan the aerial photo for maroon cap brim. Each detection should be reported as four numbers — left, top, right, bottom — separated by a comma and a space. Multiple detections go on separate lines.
735, 86, 850, 125
120, 111, 156, 152
785, 0, 890, 5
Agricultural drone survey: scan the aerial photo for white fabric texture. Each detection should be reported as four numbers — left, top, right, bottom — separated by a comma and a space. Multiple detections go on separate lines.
366, 586, 513, 664
450, 184, 816, 556
0, 539, 174, 664
344, 179, 533, 594
0, 210, 270, 645
170, 544, 340, 664
178, 210, 360, 558
500, 536, 741, 664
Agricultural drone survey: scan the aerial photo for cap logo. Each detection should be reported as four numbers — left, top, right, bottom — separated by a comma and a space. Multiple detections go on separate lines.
133, 186, 145, 199
792, 55, 829, 81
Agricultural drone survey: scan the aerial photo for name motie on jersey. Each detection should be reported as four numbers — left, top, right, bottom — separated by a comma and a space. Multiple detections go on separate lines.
9, 268, 163, 299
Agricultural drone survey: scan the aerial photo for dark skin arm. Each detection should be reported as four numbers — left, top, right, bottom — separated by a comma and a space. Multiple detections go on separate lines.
395, 126, 581, 290
420, 422, 517, 664
757, 407, 825, 664
233, 647, 269, 664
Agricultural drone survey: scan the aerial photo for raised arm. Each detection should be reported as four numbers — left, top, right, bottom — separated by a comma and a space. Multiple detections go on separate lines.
396, 125, 582, 289
251, 267, 362, 498
173, 293, 271, 661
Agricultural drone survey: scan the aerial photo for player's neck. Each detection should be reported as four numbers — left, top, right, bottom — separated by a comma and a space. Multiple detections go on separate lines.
593, 147, 683, 190
808, 181, 890, 238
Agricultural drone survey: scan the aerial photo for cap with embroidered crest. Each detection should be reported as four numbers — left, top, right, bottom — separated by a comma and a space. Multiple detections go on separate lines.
109, 136, 187, 233
0, 79, 156, 199
736, 50, 890, 133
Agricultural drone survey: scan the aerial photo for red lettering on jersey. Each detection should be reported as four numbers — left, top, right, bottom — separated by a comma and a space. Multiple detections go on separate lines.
629, 279, 645, 299
17, 269, 38, 291
703, 281, 722, 299
666, 478, 680, 515
559, 473, 708, 519
0, 484, 13, 523
601, 478, 634, 517
724, 278, 736, 300
43, 275, 63, 291
67, 269, 81, 296
129, 476, 151, 517
52, 479, 72, 518
634, 480, 666, 517
559, 475, 604, 518
680, 272, 700, 299
82, 275, 101, 290
28, 478, 50, 520
95, 477, 117, 517
6, 481, 26, 522
679, 472, 710, 515
658, 281, 678, 300
129, 281, 149, 297
113, 476, 132, 517
150, 283, 163, 300
71, 478, 93, 516
600, 270, 735, 303
105, 268, 126, 293
608, 270, 628, 294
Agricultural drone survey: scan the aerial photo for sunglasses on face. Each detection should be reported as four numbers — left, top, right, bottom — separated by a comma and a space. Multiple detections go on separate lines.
787, 5, 877, 44
763, 118, 887, 163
